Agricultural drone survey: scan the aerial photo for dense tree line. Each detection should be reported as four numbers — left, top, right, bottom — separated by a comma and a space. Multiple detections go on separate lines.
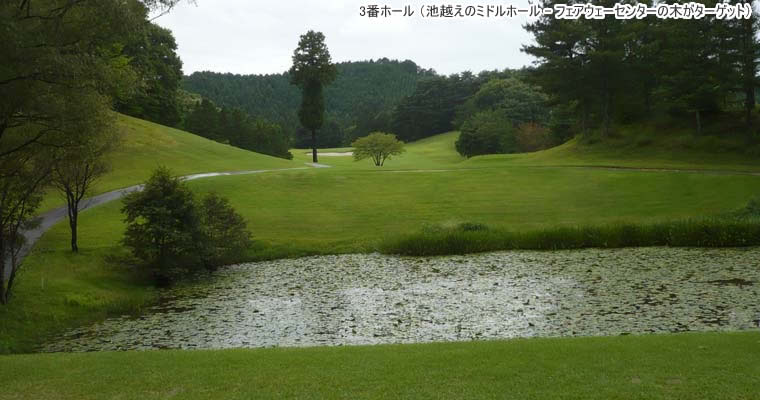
523, 0, 760, 138
182, 59, 433, 145
184, 98, 292, 159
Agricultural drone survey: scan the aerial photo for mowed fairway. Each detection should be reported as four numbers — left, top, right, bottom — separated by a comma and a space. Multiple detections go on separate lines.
189, 166, 759, 254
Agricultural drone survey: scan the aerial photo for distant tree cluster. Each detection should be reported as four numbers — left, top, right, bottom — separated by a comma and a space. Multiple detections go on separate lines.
523, 0, 760, 138
184, 98, 292, 159
182, 59, 432, 146
121, 168, 252, 285
454, 77, 554, 157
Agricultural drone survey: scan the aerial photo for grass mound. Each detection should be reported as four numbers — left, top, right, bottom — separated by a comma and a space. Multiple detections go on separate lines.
39, 114, 295, 212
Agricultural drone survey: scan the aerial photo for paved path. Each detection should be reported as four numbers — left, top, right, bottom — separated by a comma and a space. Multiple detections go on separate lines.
7, 161, 759, 280
5, 165, 324, 280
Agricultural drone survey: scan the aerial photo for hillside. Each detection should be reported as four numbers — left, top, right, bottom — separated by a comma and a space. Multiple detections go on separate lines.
465, 130, 760, 172
39, 114, 296, 212
182, 59, 431, 140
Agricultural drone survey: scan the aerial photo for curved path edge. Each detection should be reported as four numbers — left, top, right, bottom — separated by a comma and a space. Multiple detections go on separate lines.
8, 164, 327, 278
9, 161, 759, 279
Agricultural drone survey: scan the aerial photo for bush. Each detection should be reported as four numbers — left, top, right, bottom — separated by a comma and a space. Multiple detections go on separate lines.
199, 192, 253, 269
455, 110, 515, 157
122, 168, 252, 285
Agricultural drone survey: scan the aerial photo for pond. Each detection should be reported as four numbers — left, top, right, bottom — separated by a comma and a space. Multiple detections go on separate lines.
42, 247, 760, 352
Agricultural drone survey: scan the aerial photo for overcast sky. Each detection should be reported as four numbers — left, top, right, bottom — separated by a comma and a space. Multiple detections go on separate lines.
154, 0, 537, 76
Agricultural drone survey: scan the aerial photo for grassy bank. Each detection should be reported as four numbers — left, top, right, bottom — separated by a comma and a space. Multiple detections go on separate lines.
0, 204, 154, 354
38, 114, 295, 212
1, 331, 759, 399
379, 219, 760, 256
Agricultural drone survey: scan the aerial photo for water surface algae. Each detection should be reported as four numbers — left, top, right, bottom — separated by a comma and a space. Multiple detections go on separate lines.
44, 247, 760, 352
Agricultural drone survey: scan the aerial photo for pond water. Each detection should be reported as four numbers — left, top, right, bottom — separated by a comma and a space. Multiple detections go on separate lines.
42, 247, 760, 352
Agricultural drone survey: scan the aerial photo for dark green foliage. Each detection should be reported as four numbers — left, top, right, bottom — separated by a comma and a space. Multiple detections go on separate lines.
390, 74, 482, 142
0, 0, 153, 304
184, 98, 292, 159
116, 23, 183, 127
182, 59, 426, 144
289, 30, 337, 161
456, 78, 549, 127
455, 110, 515, 157
523, 0, 760, 138
121, 168, 254, 284
184, 98, 222, 141
294, 121, 344, 149
121, 167, 204, 285
380, 219, 760, 256
297, 81, 327, 134
199, 192, 252, 269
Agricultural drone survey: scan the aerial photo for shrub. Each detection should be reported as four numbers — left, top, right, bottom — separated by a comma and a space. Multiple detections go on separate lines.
199, 192, 253, 269
121, 167, 204, 285
455, 110, 515, 157
122, 168, 253, 285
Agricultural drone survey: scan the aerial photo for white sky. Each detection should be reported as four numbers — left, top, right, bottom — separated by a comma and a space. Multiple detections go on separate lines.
154, 0, 537, 76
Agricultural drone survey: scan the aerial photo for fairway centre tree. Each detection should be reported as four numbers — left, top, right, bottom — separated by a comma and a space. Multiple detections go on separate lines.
289, 30, 337, 163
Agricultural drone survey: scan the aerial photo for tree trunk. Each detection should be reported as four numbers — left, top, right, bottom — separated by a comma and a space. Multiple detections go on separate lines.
695, 110, 702, 136
311, 129, 318, 163
69, 211, 78, 252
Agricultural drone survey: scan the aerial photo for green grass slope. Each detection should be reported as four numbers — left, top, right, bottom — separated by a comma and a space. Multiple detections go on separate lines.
1, 331, 758, 399
467, 133, 760, 172
2, 115, 296, 352
39, 114, 295, 212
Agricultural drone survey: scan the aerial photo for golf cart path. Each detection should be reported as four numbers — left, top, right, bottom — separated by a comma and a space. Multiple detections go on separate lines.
13, 161, 759, 275
14, 164, 330, 270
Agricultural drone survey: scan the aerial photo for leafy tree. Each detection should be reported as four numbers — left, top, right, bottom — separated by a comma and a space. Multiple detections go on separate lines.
455, 110, 515, 158
51, 116, 118, 252
0, 0, 154, 304
199, 192, 252, 269
0, 153, 50, 305
655, 7, 726, 135
117, 23, 183, 127
352, 132, 405, 166
289, 30, 338, 163
184, 98, 222, 141
456, 78, 549, 127
121, 167, 204, 285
